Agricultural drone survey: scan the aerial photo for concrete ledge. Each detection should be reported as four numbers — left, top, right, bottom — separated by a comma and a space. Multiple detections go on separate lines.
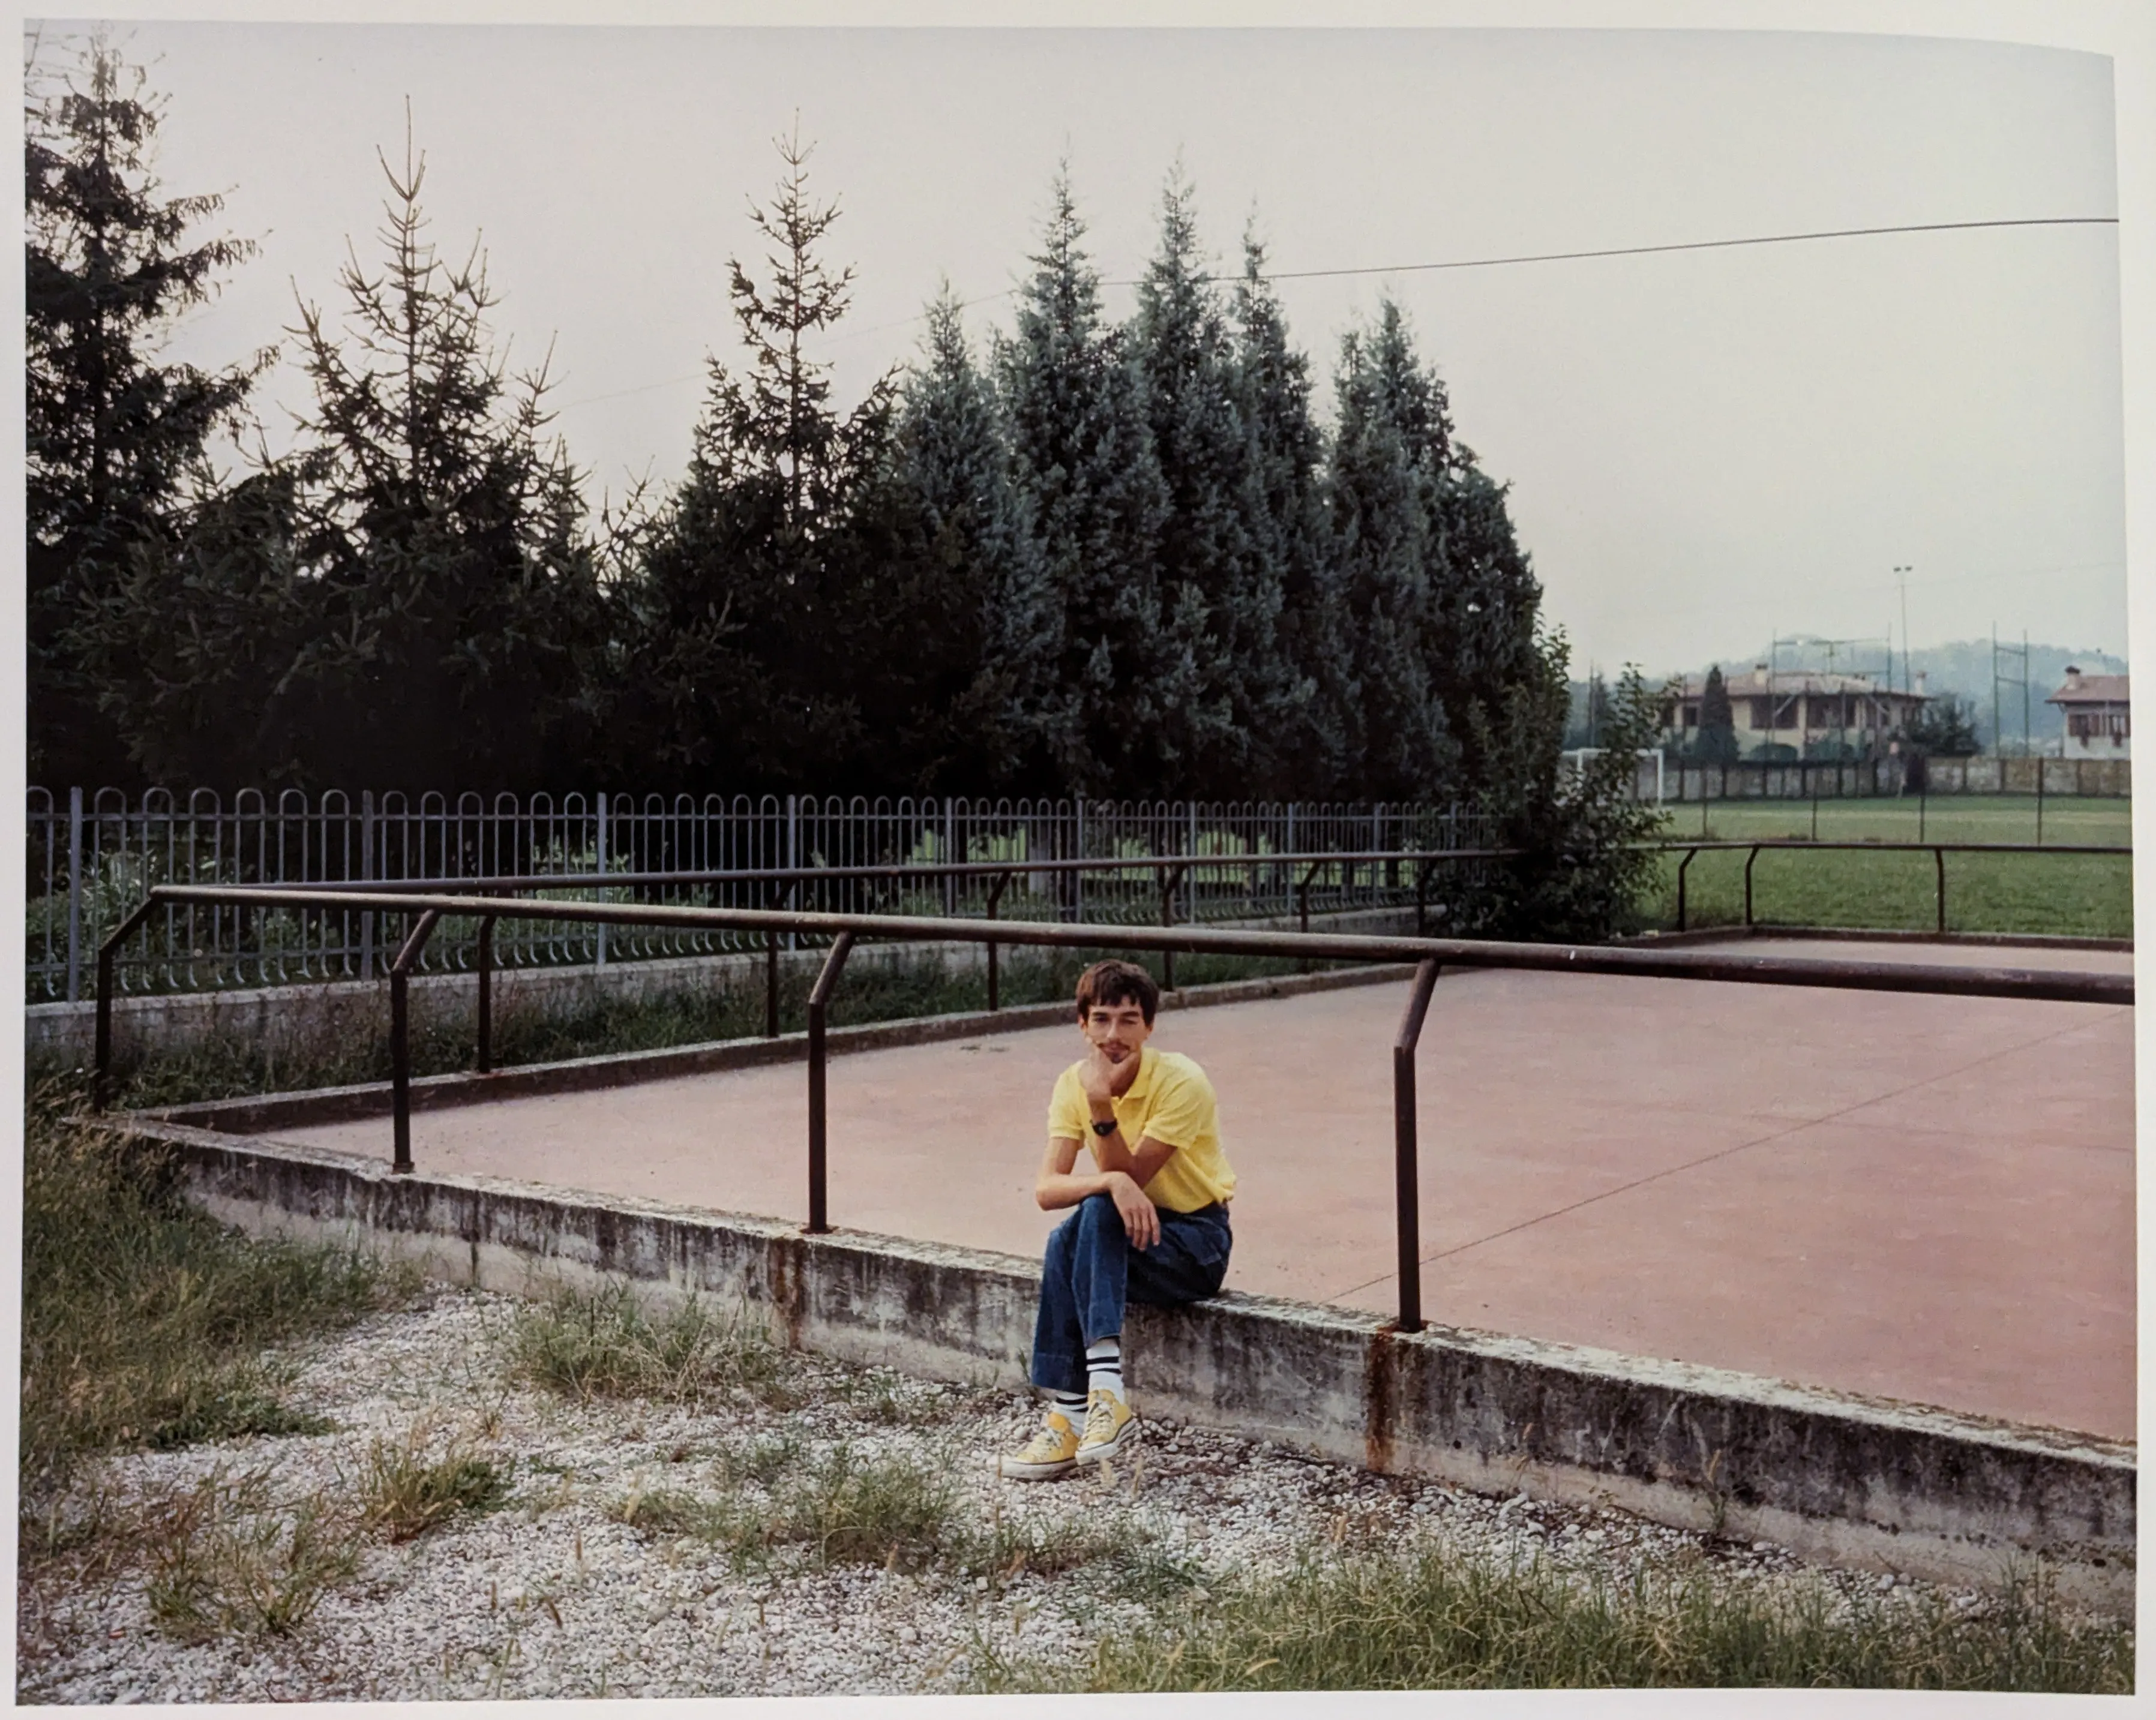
128, 961, 1416, 1137
116, 1118, 2135, 1613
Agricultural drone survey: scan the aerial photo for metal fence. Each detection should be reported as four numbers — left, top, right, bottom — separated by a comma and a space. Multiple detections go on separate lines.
29, 788, 1493, 1001
100, 882, 2134, 1334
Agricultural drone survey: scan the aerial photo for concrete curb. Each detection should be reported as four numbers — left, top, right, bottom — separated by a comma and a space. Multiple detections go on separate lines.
123, 960, 1416, 1137
113, 1118, 2136, 1614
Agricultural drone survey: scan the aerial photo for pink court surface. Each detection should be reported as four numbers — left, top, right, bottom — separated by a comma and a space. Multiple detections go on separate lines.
280, 937, 2136, 1442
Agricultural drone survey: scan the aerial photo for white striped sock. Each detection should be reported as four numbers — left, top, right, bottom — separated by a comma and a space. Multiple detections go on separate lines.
1085, 1336, 1125, 1401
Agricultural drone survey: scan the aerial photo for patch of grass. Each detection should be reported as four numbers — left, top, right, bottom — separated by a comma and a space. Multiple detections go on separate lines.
1644, 794, 2131, 938
355, 1425, 513, 1542
143, 1469, 358, 1644
1644, 845, 2131, 938
19, 1083, 415, 1499
969, 1545, 2134, 1694
501, 1281, 791, 1406
612, 1440, 962, 1573
709, 1432, 805, 1486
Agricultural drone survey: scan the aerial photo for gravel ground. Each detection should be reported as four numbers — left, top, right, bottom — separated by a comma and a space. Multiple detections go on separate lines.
16, 1283, 1986, 1702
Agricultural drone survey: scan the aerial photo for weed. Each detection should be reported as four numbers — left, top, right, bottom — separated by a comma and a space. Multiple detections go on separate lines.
356, 1425, 513, 1542
143, 1469, 356, 1644
710, 1433, 805, 1487
611, 1441, 962, 1574
968, 1543, 2134, 1694
19, 1085, 415, 1504
501, 1281, 790, 1406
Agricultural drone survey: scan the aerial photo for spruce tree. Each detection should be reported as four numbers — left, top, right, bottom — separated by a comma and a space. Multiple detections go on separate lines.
852, 287, 1052, 792
1231, 229, 1340, 798
615, 124, 896, 791
995, 167, 1172, 797
25, 32, 269, 784
1324, 299, 1459, 800
1432, 448, 1548, 795
1130, 170, 1294, 794
1698, 664, 1739, 764
80, 122, 604, 790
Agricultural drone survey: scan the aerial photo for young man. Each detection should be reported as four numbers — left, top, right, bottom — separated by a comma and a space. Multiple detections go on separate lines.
998, 958, 1236, 1480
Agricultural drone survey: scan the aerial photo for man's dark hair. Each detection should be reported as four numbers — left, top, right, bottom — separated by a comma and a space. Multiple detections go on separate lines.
1075, 959, 1159, 1025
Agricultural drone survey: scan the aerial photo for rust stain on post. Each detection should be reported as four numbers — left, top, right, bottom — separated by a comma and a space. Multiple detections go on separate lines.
1365, 1326, 1398, 1473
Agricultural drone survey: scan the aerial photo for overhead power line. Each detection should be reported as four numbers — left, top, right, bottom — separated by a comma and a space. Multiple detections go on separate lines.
1173, 214, 2118, 286
556, 214, 2115, 413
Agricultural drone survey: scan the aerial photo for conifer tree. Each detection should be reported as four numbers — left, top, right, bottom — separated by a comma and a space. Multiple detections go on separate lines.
1231, 227, 1340, 797
852, 288, 1053, 792
1324, 299, 1460, 800
616, 123, 896, 790
25, 32, 269, 784
995, 167, 1173, 797
1431, 448, 1548, 795
1697, 664, 1740, 763
81, 121, 604, 789
1130, 170, 1294, 794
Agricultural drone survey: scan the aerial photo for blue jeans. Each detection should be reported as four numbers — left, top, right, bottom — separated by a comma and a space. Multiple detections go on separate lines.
1028, 1193, 1232, 1394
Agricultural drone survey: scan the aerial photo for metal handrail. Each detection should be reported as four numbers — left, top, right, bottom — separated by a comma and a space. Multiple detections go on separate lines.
1659, 840, 2132, 934
95, 882, 2134, 1337
217, 847, 1510, 1040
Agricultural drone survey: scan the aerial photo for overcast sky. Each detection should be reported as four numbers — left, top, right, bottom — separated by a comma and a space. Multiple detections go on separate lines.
29, 18, 2132, 678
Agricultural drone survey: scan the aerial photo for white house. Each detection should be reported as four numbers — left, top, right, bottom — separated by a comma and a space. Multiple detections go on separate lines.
2047, 667, 2130, 760
1658, 666, 1930, 760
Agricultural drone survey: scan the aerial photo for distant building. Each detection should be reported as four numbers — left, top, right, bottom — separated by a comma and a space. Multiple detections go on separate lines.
2047, 667, 2130, 760
1657, 667, 1930, 761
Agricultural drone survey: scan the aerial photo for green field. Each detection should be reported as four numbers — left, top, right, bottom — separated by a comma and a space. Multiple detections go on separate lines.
1642, 796, 2133, 939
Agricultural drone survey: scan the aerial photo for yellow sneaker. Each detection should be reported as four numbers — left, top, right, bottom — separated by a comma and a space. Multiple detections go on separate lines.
1074, 1388, 1137, 1464
997, 1409, 1080, 1481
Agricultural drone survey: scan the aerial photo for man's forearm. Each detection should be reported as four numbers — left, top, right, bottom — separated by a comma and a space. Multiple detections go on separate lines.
1037, 1166, 1132, 1211
1084, 1104, 1143, 1179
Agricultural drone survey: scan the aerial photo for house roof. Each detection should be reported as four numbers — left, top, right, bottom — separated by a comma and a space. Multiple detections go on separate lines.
1664, 670, 1926, 700
2047, 674, 2130, 706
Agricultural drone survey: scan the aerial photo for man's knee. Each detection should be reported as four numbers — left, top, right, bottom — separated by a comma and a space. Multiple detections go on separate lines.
1076, 1191, 1119, 1229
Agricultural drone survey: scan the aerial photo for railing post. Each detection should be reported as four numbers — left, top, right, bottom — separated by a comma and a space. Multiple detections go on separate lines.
92, 895, 163, 1111
65, 785, 83, 1004
595, 791, 608, 970
1159, 862, 1187, 993
476, 914, 496, 1074
1935, 847, 1947, 936
1073, 800, 1086, 925
1677, 847, 1698, 933
786, 794, 800, 950
1298, 861, 1322, 935
944, 799, 956, 917
986, 870, 1010, 1011
1744, 845, 1759, 929
1393, 959, 1442, 1334
359, 790, 376, 981
805, 930, 855, 1235
1415, 858, 1430, 936
388, 908, 442, 1175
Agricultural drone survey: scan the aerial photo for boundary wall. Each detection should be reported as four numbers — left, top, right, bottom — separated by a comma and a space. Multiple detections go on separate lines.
1650, 756, 2129, 802
121, 1119, 2136, 1614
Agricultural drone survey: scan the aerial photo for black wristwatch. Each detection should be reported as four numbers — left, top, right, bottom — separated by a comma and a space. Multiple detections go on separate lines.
1091, 1118, 1118, 1137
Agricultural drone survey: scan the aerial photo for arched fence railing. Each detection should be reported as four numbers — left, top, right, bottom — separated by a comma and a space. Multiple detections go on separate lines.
28, 788, 1492, 1001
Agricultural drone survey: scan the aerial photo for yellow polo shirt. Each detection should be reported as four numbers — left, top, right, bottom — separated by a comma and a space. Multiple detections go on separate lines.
1046, 1046, 1236, 1214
